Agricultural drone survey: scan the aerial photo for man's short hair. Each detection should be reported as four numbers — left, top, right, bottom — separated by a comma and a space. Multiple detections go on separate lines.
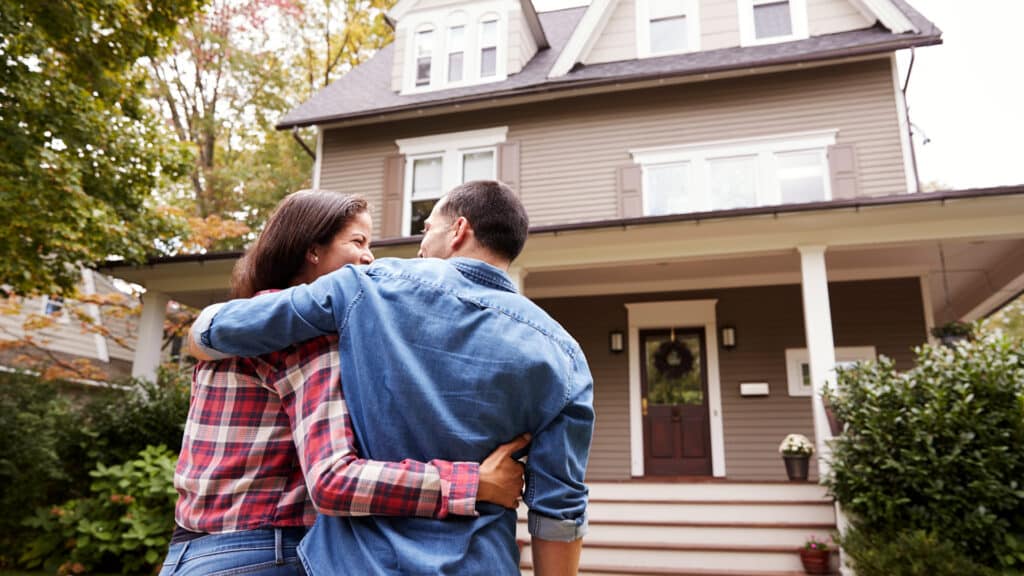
440, 180, 529, 262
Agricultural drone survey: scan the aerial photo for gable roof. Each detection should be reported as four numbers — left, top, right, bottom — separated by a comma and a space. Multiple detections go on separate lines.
277, 0, 940, 130
387, 0, 549, 48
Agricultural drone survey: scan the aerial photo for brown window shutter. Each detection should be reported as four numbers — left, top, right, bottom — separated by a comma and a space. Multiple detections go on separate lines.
497, 142, 521, 195
382, 154, 405, 238
827, 144, 859, 200
618, 165, 643, 218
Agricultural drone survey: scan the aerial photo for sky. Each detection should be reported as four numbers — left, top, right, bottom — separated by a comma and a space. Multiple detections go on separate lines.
532, 0, 1024, 190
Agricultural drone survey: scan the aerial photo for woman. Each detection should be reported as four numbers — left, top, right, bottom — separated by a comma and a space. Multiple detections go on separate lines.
161, 190, 526, 575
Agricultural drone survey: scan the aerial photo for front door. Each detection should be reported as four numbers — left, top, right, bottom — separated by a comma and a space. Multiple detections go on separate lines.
641, 328, 712, 476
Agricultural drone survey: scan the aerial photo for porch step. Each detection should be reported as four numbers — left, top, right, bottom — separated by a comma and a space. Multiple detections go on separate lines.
517, 482, 837, 575
519, 541, 837, 574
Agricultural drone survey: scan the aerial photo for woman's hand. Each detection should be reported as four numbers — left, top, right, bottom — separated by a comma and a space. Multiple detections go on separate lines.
476, 433, 531, 509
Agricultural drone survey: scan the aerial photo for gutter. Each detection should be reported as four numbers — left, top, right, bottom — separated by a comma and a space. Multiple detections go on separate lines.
276, 32, 942, 130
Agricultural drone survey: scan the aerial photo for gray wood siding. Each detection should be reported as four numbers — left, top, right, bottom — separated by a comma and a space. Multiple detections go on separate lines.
321, 59, 906, 231
92, 273, 138, 362
535, 277, 927, 481
808, 0, 872, 35
508, 9, 539, 75
392, 28, 407, 92
587, 0, 873, 65
585, 0, 636, 65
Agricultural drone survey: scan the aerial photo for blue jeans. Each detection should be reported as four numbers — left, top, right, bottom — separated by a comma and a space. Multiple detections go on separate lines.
159, 528, 307, 576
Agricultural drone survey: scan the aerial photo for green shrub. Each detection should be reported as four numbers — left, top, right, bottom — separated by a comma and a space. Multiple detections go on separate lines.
826, 334, 1024, 571
0, 367, 190, 570
840, 527, 999, 576
20, 445, 179, 575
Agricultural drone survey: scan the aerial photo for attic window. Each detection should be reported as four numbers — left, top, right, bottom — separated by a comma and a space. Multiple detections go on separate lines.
739, 0, 807, 45
415, 27, 434, 86
447, 25, 465, 82
479, 18, 498, 78
754, 0, 792, 38
649, 0, 687, 54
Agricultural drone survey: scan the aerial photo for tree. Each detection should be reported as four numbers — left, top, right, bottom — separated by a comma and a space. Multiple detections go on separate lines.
0, 0, 201, 298
148, 0, 395, 246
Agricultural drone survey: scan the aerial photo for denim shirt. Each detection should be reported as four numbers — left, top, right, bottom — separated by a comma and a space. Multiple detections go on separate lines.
194, 257, 594, 575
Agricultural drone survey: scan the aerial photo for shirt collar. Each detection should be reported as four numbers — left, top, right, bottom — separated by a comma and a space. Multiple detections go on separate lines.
449, 257, 517, 293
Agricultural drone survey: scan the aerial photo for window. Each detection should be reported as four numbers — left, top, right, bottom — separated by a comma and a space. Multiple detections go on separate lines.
649, 0, 688, 54
631, 130, 836, 216
447, 25, 465, 83
638, 0, 698, 57
396, 127, 507, 235
40, 296, 70, 324
402, 10, 505, 93
786, 347, 877, 397
415, 28, 434, 86
479, 18, 498, 78
739, 0, 807, 45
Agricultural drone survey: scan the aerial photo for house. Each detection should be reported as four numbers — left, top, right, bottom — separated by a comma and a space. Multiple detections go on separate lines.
107, 0, 1024, 572
0, 269, 139, 382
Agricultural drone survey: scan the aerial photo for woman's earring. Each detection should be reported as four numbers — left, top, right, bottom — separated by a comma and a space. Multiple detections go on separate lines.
312, 255, 320, 264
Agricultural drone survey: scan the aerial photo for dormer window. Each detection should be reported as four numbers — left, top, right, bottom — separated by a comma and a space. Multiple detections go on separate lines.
401, 8, 506, 93
447, 24, 465, 82
649, 0, 687, 54
415, 27, 434, 86
739, 0, 808, 45
479, 17, 498, 78
636, 0, 699, 58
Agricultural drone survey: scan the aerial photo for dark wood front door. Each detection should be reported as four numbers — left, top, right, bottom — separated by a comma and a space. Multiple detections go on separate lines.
641, 328, 712, 476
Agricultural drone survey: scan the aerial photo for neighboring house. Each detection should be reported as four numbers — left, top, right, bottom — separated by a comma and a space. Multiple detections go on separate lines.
108, 0, 1024, 572
0, 269, 138, 381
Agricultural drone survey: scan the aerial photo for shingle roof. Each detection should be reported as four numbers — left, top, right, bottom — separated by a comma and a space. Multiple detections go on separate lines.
277, 1, 941, 129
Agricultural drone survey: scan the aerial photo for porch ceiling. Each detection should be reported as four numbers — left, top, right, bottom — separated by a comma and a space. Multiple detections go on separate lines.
524, 237, 1024, 324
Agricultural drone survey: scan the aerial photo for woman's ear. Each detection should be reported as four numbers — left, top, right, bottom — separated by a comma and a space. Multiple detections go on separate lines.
306, 246, 321, 265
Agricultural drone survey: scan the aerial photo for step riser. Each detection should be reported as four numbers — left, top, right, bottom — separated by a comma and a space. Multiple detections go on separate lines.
521, 546, 811, 572
587, 482, 830, 502
517, 523, 831, 547
565, 503, 835, 524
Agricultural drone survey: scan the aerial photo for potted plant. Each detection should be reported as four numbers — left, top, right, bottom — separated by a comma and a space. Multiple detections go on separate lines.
778, 433, 814, 481
798, 535, 833, 574
930, 321, 973, 347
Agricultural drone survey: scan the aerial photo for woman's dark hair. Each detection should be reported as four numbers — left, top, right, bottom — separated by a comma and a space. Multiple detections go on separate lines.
231, 190, 368, 298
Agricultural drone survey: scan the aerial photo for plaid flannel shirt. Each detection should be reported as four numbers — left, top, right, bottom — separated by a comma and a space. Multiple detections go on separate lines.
173, 333, 480, 533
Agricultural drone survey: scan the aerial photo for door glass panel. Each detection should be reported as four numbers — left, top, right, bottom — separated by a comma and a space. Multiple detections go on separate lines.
644, 332, 704, 406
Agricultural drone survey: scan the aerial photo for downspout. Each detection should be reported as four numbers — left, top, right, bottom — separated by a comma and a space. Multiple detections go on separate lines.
291, 127, 316, 159
901, 47, 921, 193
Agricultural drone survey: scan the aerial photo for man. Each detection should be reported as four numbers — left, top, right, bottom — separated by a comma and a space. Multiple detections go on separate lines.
191, 180, 593, 575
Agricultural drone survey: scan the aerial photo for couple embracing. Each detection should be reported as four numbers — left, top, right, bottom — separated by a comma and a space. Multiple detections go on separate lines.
161, 180, 594, 575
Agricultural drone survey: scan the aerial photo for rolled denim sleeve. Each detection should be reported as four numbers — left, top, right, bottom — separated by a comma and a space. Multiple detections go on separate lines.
524, 350, 595, 542
198, 265, 363, 357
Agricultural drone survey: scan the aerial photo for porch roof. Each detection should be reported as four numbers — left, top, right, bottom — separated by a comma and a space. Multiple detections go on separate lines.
102, 185, 1024, 320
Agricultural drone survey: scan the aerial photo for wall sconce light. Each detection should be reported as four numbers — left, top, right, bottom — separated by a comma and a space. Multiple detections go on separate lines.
721, 326, 737, 349
609, 331, 625, 353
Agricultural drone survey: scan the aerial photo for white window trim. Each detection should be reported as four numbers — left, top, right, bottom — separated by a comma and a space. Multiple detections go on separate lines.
399, 1, 511, 94
636, 0, 701, 59
40, 295, 71, 324
412, 24, 436, 88
785, 346, 877, 397
631, 129, 837, 215
396, 127, 507, 236
738, 0, 809, 47
444, 16, 467, 84
625, 300, 726, 478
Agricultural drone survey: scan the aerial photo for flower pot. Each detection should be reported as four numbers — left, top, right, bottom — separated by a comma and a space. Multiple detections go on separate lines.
799, 547, 831, 574
783, 455, 809, 481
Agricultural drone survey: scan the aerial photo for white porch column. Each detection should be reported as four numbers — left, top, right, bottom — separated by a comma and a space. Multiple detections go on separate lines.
797, 246, 837, 475
507, 266, 528, 294
132, 290, 170, 382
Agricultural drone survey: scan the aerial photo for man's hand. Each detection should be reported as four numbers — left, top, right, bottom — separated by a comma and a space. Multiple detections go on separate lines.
476, 433, 530, 508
